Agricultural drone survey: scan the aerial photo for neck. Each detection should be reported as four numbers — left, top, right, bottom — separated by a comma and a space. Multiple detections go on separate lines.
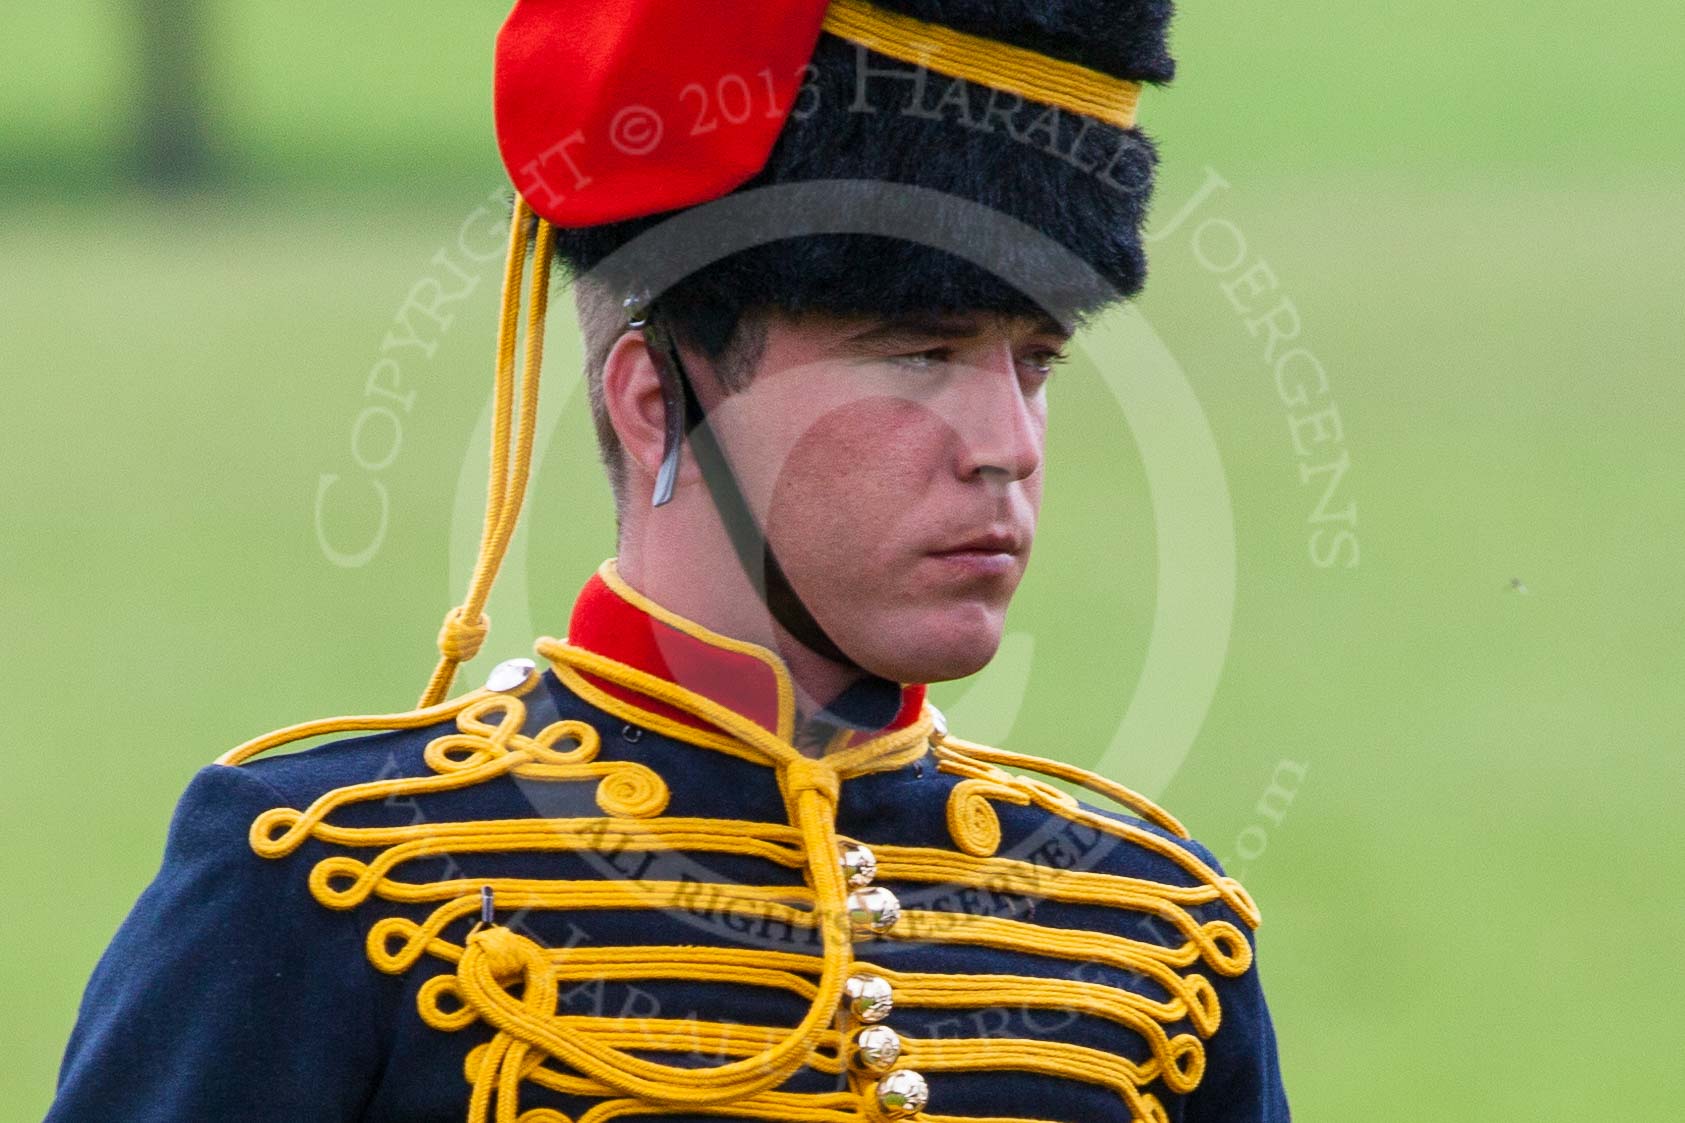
615, 544, 867, 729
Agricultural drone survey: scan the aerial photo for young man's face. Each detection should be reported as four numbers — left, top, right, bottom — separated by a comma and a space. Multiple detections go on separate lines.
701, 308, 1069, 685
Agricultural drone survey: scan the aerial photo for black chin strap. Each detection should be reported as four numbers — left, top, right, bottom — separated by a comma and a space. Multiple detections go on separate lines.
631, 298, 857, 672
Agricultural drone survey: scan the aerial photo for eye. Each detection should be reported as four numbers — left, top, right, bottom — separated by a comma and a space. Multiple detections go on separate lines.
890, 347, 953, 369
1021, 347, 1071, 377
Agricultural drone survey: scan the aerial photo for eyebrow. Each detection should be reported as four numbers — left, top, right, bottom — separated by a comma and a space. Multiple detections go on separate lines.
837, 311, 1072, 352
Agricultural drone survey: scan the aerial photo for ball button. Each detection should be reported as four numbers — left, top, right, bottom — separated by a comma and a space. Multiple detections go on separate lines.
875, 1069, 929, 1116
847, 886, 902, 938
842, 973, 895, 1023
838, 840, 878, 888
849, 1025, 903, 1073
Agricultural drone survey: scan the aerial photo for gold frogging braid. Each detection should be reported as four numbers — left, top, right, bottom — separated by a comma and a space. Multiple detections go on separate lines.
229, 629, 1260, 1122
821, 0, 1144, 129
235, 647, 930, 1117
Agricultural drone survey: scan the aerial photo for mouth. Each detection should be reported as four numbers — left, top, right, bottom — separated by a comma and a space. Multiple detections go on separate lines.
925, 531, 1025, 578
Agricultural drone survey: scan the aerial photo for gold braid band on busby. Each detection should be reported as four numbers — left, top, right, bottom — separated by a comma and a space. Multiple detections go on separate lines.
820, 0, 1144, 129
538, 0, 1176, 359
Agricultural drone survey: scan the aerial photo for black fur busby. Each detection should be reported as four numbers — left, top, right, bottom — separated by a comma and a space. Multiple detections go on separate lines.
552, 0, 1177, 358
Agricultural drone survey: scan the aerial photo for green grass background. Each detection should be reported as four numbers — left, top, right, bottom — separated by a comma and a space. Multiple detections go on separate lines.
3, 2, 1682, 1118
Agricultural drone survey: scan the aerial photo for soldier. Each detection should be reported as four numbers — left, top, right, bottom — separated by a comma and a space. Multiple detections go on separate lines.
48, 2, 1289, 1121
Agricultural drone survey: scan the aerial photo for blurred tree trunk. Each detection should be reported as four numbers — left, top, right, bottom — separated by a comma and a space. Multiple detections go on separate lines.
132, 0, 213, 189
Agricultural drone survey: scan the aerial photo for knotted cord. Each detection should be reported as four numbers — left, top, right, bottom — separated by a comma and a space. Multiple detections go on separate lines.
420, 194, 556, 708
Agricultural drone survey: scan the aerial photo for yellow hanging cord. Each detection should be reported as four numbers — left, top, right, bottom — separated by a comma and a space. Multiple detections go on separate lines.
821, 0, 1144, 130
213, 196, 554, 767
420, 194, 556, 708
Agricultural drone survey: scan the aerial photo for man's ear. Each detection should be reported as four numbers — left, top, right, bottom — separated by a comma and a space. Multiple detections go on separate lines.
601, 331, 674, 485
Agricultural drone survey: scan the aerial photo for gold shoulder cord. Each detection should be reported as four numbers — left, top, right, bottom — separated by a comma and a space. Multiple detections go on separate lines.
218, 8, 1253, 1121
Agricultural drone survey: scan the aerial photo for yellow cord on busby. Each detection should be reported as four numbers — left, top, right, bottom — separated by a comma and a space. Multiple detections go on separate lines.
420, 195, 556, 708
216, 195, 555, 765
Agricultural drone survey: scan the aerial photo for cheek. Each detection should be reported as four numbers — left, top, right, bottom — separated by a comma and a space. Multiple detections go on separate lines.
764, 396, 939, 518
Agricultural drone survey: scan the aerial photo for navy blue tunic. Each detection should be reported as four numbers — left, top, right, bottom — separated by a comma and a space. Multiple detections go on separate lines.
47, 661, 1288, 1122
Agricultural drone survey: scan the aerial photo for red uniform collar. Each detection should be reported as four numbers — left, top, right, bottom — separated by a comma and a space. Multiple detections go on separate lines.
561, 559, 927, 750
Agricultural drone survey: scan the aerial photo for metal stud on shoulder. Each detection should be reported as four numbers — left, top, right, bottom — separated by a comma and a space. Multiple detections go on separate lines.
485, 658, 536, 693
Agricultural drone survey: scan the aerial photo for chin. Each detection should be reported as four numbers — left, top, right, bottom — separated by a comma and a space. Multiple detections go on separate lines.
854, 604, 1005, 685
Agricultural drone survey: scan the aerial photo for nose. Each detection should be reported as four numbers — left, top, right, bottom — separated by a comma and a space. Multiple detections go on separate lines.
948, 345, 1044, 485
